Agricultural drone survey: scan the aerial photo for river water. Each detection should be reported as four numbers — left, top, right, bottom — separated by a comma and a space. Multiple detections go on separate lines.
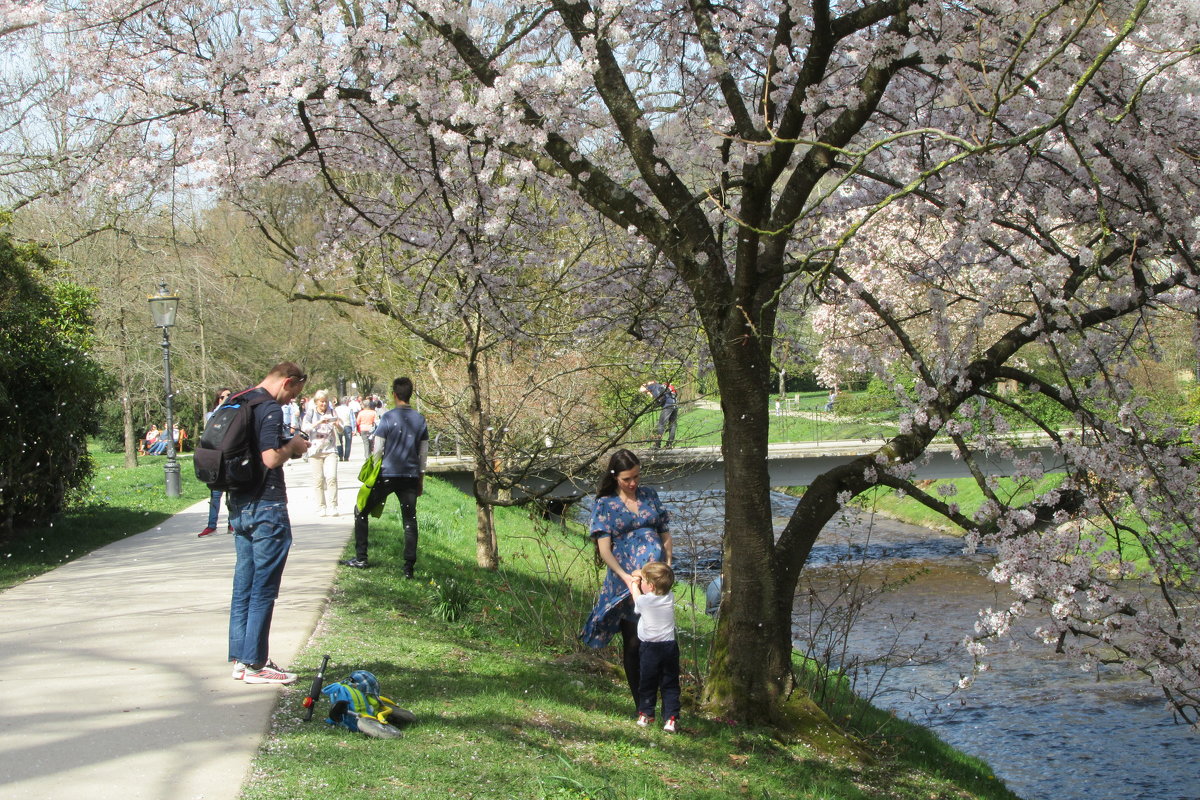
654, 490, 1200, 800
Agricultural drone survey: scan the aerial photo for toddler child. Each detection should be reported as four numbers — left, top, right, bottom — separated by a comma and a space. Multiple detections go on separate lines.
628, 561, 681, 733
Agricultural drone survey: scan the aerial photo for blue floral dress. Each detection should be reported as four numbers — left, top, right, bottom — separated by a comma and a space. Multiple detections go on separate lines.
580, 487, 669, 648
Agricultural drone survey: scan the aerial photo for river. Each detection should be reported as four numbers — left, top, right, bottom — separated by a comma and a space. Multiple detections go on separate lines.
653, 490, 1200, 800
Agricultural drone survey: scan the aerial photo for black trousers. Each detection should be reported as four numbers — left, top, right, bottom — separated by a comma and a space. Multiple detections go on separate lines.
620, 616, 641, 708
354, 476, 419, 564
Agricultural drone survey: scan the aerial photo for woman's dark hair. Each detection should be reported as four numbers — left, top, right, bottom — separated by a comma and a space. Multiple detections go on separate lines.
211, 387, 231, 409
596, 449, 641, 497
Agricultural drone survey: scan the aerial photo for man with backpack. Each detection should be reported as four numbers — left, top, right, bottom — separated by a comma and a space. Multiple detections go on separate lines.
221, 361, 310, 684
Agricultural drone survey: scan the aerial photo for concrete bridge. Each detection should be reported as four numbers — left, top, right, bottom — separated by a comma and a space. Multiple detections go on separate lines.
425, 432, 1062, 500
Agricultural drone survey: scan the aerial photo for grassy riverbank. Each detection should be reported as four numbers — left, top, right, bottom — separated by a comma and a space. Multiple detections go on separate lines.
844, 475, 1069, 534
243, 477, 1021, 800
0, 447, 208, 591
639, 400, 896, 448
856, 475, 1159, 579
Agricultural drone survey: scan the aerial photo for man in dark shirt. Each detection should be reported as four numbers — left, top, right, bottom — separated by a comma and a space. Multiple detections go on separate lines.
227, 361, 310, 685
640, 381, 678, 449
346, 376, 429, 577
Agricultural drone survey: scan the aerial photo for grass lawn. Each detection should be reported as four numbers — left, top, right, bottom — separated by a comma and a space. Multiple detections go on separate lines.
849, 475, 1069, 534
0, 446, 209, 591
635, 392, 897, 449
240, 477, 1020, 800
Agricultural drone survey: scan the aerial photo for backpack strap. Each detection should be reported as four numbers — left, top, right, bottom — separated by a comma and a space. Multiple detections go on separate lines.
221, 387, 253, 407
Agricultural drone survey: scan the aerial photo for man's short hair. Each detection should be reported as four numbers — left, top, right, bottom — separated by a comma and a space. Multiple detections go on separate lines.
641, 561, 675, 595
268, 361, 307, 383
393, 376, 414, 402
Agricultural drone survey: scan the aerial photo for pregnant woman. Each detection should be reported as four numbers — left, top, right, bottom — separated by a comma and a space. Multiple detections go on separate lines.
581, 449, 672, 710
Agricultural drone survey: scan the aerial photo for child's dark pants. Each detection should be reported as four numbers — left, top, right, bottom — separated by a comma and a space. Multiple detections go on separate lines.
637, 639, 681, 720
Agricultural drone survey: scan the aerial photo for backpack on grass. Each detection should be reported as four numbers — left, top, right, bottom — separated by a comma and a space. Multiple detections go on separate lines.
193, 388, 269, 492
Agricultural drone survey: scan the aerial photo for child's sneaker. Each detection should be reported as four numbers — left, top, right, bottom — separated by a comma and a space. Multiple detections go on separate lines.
663, 717, 678, 733
231, 662, 247, 680
636, 713, 653, 727
242, 661, 298, 684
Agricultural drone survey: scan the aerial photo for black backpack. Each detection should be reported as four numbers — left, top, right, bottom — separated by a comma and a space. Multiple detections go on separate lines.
194, 388, 270, 492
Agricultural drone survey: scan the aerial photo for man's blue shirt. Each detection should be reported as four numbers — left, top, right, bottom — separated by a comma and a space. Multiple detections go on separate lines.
376, 405, 428, 477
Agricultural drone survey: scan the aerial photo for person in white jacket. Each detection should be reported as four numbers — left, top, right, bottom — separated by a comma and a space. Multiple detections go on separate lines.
302, 390, 340, 516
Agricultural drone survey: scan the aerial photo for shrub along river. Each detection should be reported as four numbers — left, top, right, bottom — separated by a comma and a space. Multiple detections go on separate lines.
653, 490, 1200, 800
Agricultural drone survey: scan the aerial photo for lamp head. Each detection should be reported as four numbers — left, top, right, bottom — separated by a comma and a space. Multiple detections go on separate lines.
148, 283, 179, 328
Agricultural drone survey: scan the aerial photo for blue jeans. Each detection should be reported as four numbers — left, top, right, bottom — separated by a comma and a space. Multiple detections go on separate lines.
655, 406, 677, 448
206, 489, 224, 528
227, 498, 292, 666
338, 425, 354, 461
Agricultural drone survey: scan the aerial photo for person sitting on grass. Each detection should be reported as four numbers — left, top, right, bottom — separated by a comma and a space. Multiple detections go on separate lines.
627, 561, 681, 733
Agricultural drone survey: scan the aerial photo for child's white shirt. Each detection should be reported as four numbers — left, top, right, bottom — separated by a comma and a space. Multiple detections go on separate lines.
634, 592, 676, 642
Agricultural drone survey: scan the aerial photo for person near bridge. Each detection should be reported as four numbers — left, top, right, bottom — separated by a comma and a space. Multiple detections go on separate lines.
640, 381, 678, 449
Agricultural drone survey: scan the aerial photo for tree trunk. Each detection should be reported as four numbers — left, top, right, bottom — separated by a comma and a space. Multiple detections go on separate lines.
475, 497, 497, 568
701, 334, 794, 723
466, 348, 499, 569
122, 387, 136, 468
118, 310, 138, 468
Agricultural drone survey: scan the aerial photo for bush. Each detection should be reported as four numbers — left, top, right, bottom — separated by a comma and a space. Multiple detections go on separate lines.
994, 387, 1075, 429
0, 223, 109, 535
836, 377, 902, 416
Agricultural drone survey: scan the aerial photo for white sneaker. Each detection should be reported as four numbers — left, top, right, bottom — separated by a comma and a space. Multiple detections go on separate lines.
231, 662, 247, 680
242, 661, 298, 684
317, 508, 327, 517
328, 509, 339, 517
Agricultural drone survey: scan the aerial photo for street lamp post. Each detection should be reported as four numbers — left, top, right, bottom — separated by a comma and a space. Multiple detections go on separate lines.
148, 283, 182, 497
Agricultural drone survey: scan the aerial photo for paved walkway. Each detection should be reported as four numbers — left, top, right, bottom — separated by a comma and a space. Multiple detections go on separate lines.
0, 451, 364, 800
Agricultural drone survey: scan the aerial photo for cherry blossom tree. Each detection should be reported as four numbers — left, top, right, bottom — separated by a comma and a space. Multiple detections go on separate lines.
35, 0, 1200, 724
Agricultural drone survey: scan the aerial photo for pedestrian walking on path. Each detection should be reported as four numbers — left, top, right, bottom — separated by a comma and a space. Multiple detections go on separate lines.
640, 381, 678, 449
200, 386, 233, 537
348, 377, 428, 575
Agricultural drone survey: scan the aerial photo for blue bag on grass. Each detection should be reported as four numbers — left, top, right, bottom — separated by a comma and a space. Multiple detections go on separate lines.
322, 670, 416, 738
